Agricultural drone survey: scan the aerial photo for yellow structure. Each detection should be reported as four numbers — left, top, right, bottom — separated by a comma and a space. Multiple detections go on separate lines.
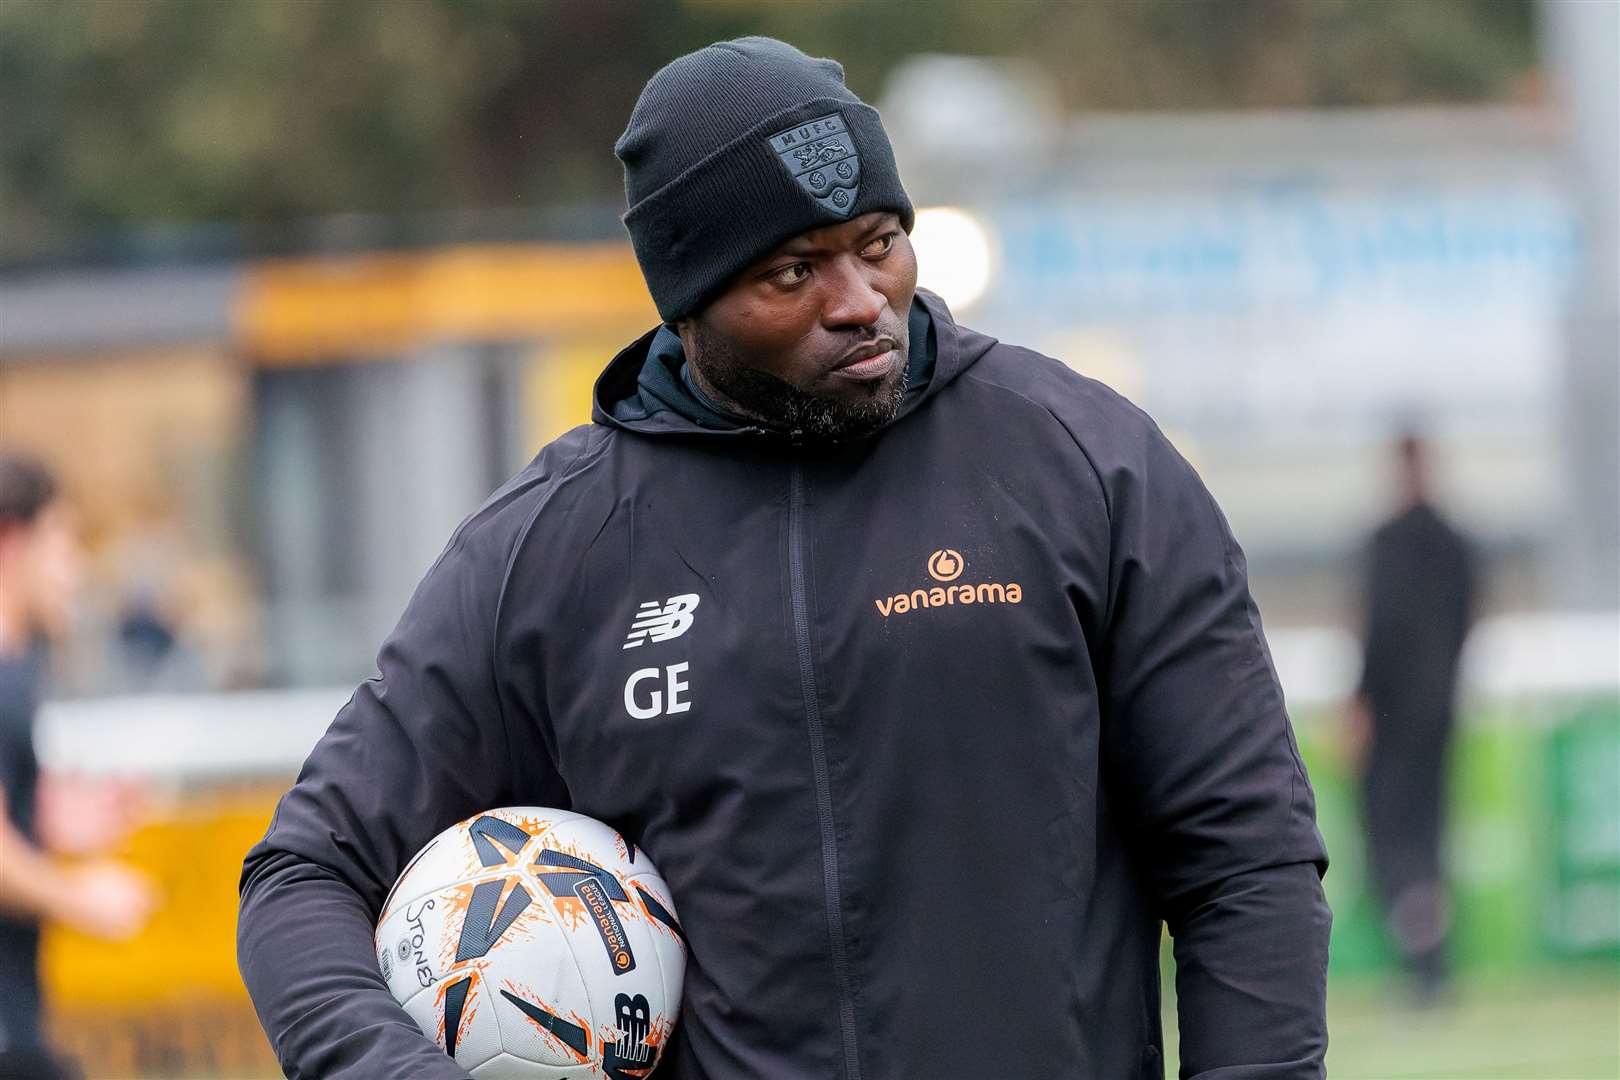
237, 243, 656, 364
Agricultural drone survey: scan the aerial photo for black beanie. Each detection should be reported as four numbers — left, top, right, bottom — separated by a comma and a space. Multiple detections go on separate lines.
616, 36, 914, 322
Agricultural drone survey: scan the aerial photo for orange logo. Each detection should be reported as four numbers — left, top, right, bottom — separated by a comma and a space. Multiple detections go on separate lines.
874, 549, 1022, 618
927, 549, 964, 582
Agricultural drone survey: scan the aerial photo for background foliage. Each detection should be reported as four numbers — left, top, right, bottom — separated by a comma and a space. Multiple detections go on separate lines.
0, 0, 1539, 264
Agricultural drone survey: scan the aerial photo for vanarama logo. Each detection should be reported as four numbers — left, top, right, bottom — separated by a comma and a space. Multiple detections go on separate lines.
927, 548, 963, 581
874, 550, 1022, 618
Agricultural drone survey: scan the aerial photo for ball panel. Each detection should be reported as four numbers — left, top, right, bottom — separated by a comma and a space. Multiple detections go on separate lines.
468, 1050, 586, 1078
376, 883, 460, 1005
546, 815, 636, 870
530, 817, 645, 987
486, 916, 598, 1068
553, 879, 676, 1075
626, 872, 687, 1031
399, 968, 503, 1071
377, 874, 560, 1005
524, 817, 683, 1074
378, 807, 585, 927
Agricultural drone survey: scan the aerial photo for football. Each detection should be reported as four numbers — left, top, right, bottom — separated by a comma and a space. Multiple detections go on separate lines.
374, 806, 686, 1078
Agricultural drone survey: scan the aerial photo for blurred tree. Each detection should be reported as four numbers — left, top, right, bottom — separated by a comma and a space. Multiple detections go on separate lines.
0, 0, 1538, 265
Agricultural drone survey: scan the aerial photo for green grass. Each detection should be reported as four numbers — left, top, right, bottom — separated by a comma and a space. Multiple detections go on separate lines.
1165, 970, 1620, 1080
228, 968, 1620, 1080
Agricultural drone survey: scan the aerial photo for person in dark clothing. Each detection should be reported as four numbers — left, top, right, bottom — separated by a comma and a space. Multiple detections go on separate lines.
1349, 431, 1476, 999
239, 38, 1331, 1079
0, 453, 155, 1080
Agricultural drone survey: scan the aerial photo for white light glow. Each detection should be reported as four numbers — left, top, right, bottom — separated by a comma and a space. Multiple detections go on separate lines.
910, 206, 996, 311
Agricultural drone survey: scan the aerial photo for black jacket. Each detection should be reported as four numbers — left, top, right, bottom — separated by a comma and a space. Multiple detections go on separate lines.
239, 292, 1330, 1079
1358, 501, 1475, 734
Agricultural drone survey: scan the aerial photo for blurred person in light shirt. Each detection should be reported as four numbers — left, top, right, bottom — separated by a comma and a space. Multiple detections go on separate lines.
0, 452, 156, 1080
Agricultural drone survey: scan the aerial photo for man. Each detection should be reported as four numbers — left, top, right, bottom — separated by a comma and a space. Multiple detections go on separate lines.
240, 38, 1330, 1078
0, 453, 155, 1080
1348, 430, 1475, 1001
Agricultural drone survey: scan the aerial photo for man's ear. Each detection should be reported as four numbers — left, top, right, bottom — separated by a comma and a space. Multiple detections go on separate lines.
674, 317, 698, 357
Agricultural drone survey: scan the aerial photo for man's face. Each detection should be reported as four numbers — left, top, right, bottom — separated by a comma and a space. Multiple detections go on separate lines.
0, 501, 83, 643
678, 211, 918, 441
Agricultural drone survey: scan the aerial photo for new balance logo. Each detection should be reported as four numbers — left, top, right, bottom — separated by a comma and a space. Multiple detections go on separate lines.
604, 993, 653, 1074
622, 593, 700, 649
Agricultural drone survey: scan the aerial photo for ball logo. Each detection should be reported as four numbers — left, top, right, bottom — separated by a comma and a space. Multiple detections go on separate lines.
607, 993, 654, 1070
927, 549, 964, 582
404, 898, 439, 987
573, 876, 637, 975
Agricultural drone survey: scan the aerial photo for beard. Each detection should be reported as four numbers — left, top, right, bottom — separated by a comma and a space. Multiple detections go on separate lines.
687, 320, 909, 443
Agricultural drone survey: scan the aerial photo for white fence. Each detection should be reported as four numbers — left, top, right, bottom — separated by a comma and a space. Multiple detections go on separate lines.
38, 612, 1618, 780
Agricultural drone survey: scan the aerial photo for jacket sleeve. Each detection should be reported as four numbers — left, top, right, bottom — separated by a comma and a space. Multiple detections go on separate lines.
237, 482, 571, 1079
1094, 412, 1331, 1079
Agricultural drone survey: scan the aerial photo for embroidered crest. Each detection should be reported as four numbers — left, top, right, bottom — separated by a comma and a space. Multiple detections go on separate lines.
766, 112, 861, 217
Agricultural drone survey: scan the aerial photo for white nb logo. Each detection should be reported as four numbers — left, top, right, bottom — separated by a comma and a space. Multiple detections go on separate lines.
622, 593, 700, 650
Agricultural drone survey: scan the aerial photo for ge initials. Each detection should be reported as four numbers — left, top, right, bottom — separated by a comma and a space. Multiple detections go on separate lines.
623, 663, 691, 719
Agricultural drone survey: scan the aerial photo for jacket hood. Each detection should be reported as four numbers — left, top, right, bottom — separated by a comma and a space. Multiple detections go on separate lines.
591, 289, 997, 439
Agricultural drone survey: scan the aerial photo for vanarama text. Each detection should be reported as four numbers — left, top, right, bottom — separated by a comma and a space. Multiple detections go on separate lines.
875, 581, 1023, 617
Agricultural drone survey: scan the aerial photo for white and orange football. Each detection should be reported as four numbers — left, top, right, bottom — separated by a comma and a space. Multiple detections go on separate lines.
374, 807, 685, 1078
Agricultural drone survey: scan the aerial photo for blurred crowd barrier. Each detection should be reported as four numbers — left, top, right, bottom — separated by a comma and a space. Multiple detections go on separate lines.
31, 614, 1618, 1076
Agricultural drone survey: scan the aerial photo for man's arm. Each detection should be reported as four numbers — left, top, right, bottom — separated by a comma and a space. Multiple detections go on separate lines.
0, 792, 153, 939
238, 475, 571, 1080
0, 784, 74, 921
1095, 413, 1330, 1079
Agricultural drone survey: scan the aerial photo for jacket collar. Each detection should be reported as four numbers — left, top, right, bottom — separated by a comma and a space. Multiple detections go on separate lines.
591, 289, 993, 440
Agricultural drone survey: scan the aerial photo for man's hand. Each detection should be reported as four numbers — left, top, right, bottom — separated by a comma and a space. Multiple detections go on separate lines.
54, 861, 158, 941
0, 796, 157, 937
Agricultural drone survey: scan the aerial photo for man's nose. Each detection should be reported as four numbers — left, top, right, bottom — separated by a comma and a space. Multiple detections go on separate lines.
820, 257, 886, 330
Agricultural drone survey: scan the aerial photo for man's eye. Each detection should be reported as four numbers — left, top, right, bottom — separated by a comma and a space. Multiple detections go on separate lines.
862, 232, 897, 257
771, 264, 810, 286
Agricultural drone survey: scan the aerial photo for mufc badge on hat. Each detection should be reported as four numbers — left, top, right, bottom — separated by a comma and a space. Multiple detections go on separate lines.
767, 112, 861, 217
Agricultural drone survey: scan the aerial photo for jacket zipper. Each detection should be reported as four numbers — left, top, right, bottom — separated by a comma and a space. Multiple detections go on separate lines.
787, 461, 863, 1080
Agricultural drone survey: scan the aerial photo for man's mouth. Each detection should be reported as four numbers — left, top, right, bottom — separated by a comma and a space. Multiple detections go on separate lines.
830, 339, 900, 383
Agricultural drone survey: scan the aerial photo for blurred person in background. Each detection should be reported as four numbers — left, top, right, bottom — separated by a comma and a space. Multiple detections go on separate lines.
1347, 429, 1477, 1003
0, 452, 156, 1080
